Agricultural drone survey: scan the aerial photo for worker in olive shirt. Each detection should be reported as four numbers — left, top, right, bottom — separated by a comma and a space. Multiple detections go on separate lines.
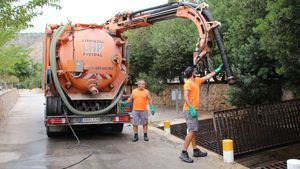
122, 80, 155, 142
179, 64, 223, 163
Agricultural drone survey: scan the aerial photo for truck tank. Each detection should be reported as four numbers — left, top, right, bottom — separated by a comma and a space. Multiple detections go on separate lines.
57, 27, 126, 95
43, 24, 131, 136
46, 24, 128, 99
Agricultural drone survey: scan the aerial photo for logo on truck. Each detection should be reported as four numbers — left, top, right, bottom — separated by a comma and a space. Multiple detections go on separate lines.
83, 40, 104, 57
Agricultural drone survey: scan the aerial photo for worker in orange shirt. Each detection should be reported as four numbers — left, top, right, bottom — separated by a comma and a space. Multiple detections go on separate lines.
122, 80, 155, 142
179, 64, 223, 163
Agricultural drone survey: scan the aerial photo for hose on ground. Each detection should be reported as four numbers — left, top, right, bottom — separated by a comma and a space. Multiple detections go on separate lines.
62, 110, 95, 169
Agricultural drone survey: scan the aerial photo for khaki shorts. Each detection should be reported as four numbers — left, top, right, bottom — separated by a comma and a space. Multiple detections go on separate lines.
183, 110, 199, 132
131, 110, 148, 125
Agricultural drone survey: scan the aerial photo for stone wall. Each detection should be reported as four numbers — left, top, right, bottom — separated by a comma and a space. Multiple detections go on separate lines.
151, 83, 233, 111
0, 89, 18, 120
282, 89, 294, 101
150, 83, 296, 111
199, 84, 234, 111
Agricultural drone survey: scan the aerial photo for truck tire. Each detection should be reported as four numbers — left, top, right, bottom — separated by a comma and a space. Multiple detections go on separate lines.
46, 127, 58, 138
46, 97, 63, 116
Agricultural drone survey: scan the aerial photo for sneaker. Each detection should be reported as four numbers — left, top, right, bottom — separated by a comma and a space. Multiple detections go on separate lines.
144, 135, 149, 141
132, 135, 139, 142
179, 151, 194, 163
193, 148, 207, 157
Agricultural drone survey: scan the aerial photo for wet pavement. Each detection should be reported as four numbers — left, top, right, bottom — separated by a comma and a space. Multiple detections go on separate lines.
0, 92, 246, 169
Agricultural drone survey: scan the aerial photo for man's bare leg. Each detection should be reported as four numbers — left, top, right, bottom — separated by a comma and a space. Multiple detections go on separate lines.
191, 134, 197, 149
183, 131, 195, 151
143, 121, 149, 141
143, 120, 148, 133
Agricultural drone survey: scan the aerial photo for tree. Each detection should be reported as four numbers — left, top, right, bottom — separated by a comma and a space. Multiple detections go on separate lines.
126, 18, 198, 93
0, 45, 31, 79
226, 37, 281, 106
0, 0, 60, 32
126, 27, 155, 79
150, 19, 197, 82
0, 0, 60, 50
20, 62, 42, 89
209, 0, 300, 106
254, 0, 300, 97
0, 0, 60, 87
127, 0, 300, 105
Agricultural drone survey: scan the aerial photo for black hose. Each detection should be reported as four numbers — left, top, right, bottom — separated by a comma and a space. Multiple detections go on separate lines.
130, 2, 195, 21
202, 9, 235, 84
62, 110, 95, 169
130, 2, 178, 19
129, 3, 235, 84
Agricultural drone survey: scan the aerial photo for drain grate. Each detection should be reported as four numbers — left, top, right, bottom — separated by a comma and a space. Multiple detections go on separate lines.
169, 119, 220, 154
158, 119, 300, 169
254, 161, 287, 169
214, 99, 300, 156
158, 99, 300, 168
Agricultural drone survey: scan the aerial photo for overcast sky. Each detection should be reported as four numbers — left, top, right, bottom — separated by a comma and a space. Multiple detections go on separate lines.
23, 0, 168, 33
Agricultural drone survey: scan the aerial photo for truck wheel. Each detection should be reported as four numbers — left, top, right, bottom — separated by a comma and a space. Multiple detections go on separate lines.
46, 127, 58, 137
46, 97, 63, 116
111, 123, 124, 133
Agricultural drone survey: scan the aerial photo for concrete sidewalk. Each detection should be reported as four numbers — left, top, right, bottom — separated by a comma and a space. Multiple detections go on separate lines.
0, 92, 247, 169
147, 106, 248, 168
149, 126, 247, 169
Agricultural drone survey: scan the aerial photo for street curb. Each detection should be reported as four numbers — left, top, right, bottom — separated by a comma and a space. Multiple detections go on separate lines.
149, 125, 248, 169
149, 126, 221, 158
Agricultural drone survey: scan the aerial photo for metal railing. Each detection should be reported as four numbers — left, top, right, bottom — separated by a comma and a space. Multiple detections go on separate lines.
213, 99, 300, 156
0, 83, 18, 92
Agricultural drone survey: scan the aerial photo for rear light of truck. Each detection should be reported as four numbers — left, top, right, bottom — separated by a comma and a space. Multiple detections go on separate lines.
47, 117, 66, 124
112, 115, 130, 122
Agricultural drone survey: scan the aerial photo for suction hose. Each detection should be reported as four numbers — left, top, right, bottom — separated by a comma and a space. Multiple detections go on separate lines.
50, 23, 125, 115
202, 9, 235, 85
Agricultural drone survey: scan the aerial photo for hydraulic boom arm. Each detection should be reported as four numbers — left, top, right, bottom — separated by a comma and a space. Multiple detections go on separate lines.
104, 2, 235, 84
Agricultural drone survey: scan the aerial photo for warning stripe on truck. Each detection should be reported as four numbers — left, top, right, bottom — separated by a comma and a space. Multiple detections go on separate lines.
83, 73, 112, 80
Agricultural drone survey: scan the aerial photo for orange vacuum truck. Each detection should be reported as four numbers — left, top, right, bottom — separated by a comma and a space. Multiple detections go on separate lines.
43, 2, 234, 137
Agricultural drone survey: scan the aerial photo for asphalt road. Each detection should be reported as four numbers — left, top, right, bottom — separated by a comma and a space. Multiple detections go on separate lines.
0, 92, 246, 169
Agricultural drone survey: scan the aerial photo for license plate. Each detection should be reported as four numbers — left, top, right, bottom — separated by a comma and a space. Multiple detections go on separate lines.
81, 117, 101, 123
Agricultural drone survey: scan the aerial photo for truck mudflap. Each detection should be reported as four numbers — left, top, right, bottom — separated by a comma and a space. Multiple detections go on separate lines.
45, 113, 130, 126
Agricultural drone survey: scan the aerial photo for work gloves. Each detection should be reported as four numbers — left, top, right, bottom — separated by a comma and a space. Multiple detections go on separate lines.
214, 64, 223, 74
150, 105, 156, 115
121, 101, 128, 107
189, 105, 198, 118
120, 101, 128, 113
